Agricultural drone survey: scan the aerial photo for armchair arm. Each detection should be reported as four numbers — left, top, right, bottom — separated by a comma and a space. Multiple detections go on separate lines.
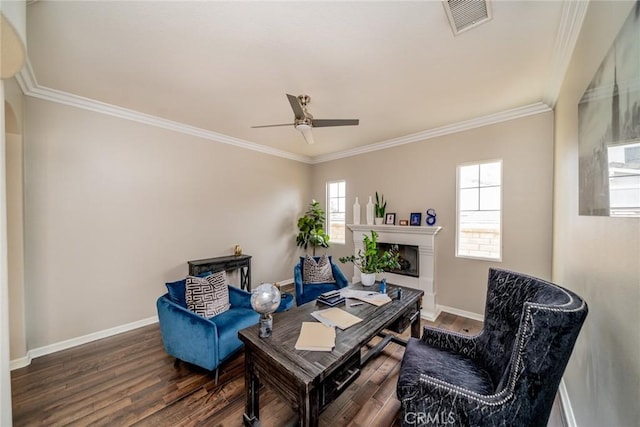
228, 285, 253, 309
294, 263, 304, 299
156, 295, 219, 371
421, 326, 480, 359
331, 263, 349, 288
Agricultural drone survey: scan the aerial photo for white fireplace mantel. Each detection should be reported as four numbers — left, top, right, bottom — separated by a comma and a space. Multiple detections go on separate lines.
347, 224, 442, 320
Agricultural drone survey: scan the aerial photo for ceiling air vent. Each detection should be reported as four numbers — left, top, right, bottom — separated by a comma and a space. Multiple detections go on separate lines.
443, 0, 493, 36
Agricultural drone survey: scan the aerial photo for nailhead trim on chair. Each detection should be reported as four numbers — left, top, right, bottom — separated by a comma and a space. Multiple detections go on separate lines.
404, 276, 587, 408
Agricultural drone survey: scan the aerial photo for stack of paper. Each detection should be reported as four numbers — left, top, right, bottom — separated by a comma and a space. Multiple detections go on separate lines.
295, 322, 336, 351
311, 307, 363, 330
340, 289, 392, 307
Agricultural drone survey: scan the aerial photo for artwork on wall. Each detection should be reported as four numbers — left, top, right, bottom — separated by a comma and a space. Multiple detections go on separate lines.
578, 2, 640, 217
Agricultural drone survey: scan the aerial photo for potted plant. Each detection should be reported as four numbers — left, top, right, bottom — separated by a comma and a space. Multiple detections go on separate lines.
339, 230, 400, 286
296, 200, 330, 256
374, 192, 386, 225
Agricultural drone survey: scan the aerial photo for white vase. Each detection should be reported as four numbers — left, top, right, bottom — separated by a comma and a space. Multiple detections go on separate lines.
374, 217, 384, 225
353, 197, 361, 225
361, 272, 376, 286
366, 196, 374, 225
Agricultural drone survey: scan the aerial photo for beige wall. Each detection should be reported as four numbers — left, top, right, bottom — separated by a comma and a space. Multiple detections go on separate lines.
23, 97, 310, 349
4, 77, 26, 361
312, 112, 554, 315
553, 1, 639, 425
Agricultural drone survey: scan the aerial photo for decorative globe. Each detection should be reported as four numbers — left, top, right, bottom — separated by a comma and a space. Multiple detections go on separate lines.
250, 283, 281, 315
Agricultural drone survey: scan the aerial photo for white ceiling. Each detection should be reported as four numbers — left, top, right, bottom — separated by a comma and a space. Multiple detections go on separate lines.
22, 1, 584, 162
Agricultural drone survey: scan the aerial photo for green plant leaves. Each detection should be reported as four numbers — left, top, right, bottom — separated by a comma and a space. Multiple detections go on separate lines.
339, 230, 400, 274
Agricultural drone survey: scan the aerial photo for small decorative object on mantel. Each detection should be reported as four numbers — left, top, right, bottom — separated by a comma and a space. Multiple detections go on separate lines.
374, 192, 387, 225
353, 197, 361, 225
385, 213, 396, 225
366, 195, 374, 225
234, 244, 242, 256
399, 219, 409, 226
250, 283, 281, 338
410, 212, 422, 226
426, 208, 437, 226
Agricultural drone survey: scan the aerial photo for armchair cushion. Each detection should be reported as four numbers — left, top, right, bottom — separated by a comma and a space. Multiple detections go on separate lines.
399, 337, 494, 396
165, 270, 211, 308
302, 254, 335, 284
210, 308, 259, 361
185, 272, 230, 317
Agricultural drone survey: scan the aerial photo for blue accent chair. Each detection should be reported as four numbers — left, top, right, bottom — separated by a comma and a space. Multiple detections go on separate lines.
293, 256, 349, 306
397, 268, 588, 427
157, 277, 292, 380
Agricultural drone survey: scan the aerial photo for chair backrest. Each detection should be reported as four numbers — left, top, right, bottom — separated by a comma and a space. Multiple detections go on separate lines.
477, 268, 588, 397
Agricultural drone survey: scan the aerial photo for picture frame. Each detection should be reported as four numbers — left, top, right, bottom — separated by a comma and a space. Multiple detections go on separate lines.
410, 212, 422, 226
385, 213, 396, 225
399, 219, 409, 226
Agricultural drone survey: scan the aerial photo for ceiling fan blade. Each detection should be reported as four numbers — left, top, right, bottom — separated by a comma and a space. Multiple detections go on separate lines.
251, 123, 295, 128
287, 94, 306, 120
312, 119, 359, 128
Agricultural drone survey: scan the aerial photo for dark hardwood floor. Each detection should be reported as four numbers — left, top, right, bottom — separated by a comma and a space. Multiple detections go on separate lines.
11, 311, 560, 426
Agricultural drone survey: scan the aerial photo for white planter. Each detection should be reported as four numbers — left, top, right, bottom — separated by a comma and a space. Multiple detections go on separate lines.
361, 273, 376, 286
374, 217, 384, 225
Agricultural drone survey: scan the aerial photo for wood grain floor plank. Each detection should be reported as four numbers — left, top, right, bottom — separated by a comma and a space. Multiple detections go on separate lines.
11, 315, 518, 427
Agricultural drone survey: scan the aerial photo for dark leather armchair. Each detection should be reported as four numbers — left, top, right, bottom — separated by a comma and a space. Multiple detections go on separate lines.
397, 268, 588, 427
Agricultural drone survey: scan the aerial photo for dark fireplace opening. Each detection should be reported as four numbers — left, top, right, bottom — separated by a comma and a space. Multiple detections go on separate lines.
377, 243, 419, 278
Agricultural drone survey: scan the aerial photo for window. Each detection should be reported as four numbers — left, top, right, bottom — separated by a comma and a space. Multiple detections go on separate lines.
326, 180, 346, 244
456, 160, 502, 260
608, 141, 640, 217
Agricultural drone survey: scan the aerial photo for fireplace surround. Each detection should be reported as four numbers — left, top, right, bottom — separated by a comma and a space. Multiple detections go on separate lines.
347, 224, 442, 320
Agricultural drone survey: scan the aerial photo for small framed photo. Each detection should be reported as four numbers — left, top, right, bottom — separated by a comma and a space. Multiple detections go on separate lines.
410, 212, 422, 226
399, 219, 409, 226
385, 213, 396, 225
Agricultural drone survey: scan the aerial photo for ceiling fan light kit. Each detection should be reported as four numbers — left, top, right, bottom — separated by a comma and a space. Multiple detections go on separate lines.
252, 94, 359, 144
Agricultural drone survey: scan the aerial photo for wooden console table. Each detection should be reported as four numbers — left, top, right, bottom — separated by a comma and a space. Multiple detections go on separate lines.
187, 255, 252, 291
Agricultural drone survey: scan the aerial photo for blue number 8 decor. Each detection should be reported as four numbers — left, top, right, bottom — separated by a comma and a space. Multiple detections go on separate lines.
426, 208, 437, 226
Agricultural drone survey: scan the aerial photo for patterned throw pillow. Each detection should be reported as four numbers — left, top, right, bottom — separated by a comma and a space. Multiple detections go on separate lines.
303, 254, 336, 284
185, 271, 230, 318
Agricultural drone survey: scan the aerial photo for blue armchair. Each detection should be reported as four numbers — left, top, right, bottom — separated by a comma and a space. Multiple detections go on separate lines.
397, 268, 588, 427
294, 256, 349, 306
157, 280, 259, 380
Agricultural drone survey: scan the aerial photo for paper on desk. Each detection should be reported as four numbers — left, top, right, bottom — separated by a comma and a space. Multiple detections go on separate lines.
294, 322, 335, 351
340, 289, 392, 307
311, 307, 363, 330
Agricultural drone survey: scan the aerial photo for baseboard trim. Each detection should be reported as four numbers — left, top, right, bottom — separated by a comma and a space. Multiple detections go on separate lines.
436, 304, 484, 322
10, 315, 159, 370
558, 378, 577, 427
9, 355, 31, 371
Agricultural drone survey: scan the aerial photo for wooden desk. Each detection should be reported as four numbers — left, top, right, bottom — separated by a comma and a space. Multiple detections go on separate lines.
187, 255, 252, 291
239, 283, 423, 426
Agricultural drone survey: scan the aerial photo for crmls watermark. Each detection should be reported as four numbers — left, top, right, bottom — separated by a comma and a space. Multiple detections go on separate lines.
404, 410, 457, 426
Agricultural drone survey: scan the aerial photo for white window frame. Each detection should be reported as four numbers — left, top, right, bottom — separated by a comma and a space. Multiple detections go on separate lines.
326, 180, 346, 245
456, 159, 503, 261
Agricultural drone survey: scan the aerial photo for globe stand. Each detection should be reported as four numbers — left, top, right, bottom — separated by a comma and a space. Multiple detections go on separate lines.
258, 313, 273, 338
250, 283, 281, 340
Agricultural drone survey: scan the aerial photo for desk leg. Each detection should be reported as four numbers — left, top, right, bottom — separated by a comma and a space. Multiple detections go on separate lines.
241, 267, 251, 292
411, 302, 421, 338
298, 387, 319, 427
243, 351, 260, 426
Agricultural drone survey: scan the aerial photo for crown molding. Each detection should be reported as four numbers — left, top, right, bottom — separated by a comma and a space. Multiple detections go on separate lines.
310, 102, 552, 164
15, 61, 312, 164
543, 0, 589, 108
17, 57, 552, 166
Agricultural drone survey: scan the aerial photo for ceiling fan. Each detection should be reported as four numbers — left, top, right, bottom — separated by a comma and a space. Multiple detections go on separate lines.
251, 94, 359, 144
